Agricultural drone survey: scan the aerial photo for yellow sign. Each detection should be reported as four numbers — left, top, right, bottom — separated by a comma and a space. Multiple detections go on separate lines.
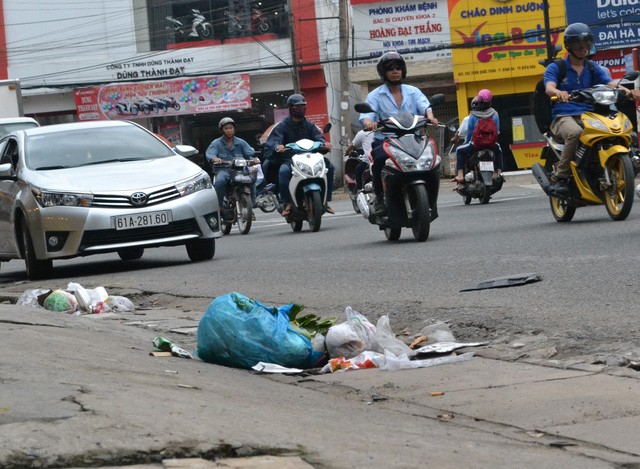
449, 0, 566, 82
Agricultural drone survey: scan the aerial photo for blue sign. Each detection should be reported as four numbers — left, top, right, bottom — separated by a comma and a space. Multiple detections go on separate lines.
566, 0, 640, 50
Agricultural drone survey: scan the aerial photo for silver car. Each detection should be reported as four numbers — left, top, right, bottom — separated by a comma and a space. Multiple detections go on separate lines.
0, 120, 221, 279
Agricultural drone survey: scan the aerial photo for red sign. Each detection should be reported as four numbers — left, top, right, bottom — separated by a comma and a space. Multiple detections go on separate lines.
74, 74, 251, 121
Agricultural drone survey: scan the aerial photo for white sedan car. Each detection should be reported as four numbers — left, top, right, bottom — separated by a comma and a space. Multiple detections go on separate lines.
0, 120, 221, 279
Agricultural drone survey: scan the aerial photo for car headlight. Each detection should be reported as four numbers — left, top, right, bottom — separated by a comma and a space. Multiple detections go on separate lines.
175, 173, 213, 196
33, 188, 93, 207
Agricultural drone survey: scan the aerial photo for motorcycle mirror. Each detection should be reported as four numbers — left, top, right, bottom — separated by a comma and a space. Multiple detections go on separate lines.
623, 70, 639, 81
354, 102, 373, 113
428, 93, 445, 107
322, 123, 332, 134
448, 124, 457, 132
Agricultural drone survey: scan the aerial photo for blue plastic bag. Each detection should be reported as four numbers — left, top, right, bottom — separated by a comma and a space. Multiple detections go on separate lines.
196, 292, 323, 369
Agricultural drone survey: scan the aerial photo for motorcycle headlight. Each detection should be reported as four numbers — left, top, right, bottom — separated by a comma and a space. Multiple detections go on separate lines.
416, 141, 436, 170
592, 89, 617, 105
623, 118, 632, 132
175, 172, 213, 196
295, 160, 324, 177
388, 145, 417, 170
584, 118, 609, 132
33, 189, 93, 207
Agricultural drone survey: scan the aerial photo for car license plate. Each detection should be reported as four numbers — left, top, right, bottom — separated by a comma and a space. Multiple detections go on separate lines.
479, 161, 494, 171
113, 210, 172, 230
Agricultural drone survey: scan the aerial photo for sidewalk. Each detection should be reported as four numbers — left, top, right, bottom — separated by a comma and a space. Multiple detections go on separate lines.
1, 302, 639, 468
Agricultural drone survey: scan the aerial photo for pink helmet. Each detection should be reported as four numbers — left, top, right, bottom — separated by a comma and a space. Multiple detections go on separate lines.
476, 89, 493, 102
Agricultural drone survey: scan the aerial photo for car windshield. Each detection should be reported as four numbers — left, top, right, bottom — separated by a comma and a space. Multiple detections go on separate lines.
25, 125, 176, 170
0, 122, 38, 139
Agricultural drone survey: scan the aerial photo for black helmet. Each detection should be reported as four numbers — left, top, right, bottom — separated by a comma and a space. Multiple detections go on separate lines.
218, 117, 235, 129
376, 51, 407, 81
563, 23, 594, 52
286, 94, 306, 106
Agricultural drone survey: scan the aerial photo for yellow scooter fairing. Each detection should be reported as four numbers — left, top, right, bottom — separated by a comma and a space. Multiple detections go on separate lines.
580, 111, 633, 149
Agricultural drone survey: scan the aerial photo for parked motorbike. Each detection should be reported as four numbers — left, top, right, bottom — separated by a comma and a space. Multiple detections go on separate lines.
149, 97, 181, 112
115, 100, 139, 116
218, 158, 260, 235
224, 11, 245, 37
166, 9, 213, 41
455, 148, 504, 205
344, 148, 366, 213
251, 7, 270, 34
255, 183, 278, 213
353, 94, 445, 242
137, 97, 159, 114
279, 135, 331, 233
531, 71, 640, 222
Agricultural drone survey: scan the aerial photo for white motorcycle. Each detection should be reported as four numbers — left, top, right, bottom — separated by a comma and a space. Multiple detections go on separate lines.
166, 9, 213, 40
280, 139, 330, 233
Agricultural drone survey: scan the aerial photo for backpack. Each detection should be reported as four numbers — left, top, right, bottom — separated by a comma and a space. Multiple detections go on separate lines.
532, 58, 595, 134
471, 116, 498, 149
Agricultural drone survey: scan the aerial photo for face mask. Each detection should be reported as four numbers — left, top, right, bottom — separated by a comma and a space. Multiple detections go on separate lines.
289, 105, 306, 119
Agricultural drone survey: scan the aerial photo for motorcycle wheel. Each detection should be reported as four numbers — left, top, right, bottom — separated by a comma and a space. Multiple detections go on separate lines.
550, 196, 576, 222
172, 103, 181, 110
463, 194, 472, 205
131, 106, 139, 116
237, 193, 252, 235
350, 191, 361, 213
199, 23, 213, 38
410, 184, 431, 242
604, 153, 634, 221
480, 181, 491, 204
257, 193, 277, 213
221, 221, 232, 235
384, 226, 401, 241
307, 191, 322, 232
258, 21, 270, 33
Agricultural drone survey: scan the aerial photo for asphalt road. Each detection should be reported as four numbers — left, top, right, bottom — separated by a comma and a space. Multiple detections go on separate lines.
2, 173, 640, 366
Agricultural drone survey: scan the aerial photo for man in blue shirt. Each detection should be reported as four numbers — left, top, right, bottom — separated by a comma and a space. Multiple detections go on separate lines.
205, 117, 258, 205
544, 23, 627, 193
360, 51, 439, 216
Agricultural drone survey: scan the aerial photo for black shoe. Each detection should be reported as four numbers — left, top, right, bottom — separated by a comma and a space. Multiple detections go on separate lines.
373, 198, 386, 216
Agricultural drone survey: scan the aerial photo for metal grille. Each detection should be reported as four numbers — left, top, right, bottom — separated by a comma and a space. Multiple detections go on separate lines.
80, 219, 200, 249
92, 186, 181, 208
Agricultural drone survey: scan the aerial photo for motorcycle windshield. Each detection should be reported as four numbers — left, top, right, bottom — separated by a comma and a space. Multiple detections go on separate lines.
390, 134, 425, 157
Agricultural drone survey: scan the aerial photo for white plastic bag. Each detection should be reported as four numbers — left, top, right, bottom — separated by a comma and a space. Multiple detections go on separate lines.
325, 307, 381, 359
375, 315, 415, 357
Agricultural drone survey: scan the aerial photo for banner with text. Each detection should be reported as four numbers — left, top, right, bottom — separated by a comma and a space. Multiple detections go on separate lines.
351, 0, 451, 66
566, 0, 640, 50
449, 0, 566, 83
74, 74, 251, 121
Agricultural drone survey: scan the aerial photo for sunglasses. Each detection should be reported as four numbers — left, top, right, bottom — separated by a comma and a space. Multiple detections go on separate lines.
384, 63, 403, 71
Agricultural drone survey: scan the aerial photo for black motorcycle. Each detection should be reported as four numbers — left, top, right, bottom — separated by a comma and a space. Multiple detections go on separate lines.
218, 158, 260, 235
455, 149, 504, 205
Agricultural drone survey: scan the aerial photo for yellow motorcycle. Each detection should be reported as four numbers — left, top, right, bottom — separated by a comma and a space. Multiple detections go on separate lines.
532, 73, 639, 222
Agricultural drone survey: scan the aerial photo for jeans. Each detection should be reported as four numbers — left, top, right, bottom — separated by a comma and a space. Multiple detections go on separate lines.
456, 143, 504, 172
279, 157, 335, 204
214, 169, 256, 207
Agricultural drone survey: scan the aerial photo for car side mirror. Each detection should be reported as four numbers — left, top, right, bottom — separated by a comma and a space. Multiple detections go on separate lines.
173, 145, 199, 158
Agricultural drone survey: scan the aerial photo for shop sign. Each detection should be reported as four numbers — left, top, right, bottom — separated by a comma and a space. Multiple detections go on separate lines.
566, 0, 640, 50
350, 0, 451, 66
74, 74, 251, 121
449, 0, 565, 83
592, 47, 634, 80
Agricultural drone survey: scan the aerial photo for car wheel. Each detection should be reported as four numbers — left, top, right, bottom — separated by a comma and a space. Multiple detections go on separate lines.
21, 218, 53, 280
117, 247, 144, 261
186, 238, 215, 261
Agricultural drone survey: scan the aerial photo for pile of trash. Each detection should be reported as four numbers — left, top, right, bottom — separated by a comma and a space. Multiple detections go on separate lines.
192, 292, 486, 373
17, 282, 134, 315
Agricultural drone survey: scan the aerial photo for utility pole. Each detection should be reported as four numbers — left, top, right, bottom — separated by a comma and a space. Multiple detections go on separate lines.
542, 0, 554, 64
339, 0, 351, 143
287, 0, 300, 93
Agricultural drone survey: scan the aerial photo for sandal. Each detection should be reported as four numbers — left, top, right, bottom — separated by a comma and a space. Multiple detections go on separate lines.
325, 205, 335, 214
281, 203, 293, 217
